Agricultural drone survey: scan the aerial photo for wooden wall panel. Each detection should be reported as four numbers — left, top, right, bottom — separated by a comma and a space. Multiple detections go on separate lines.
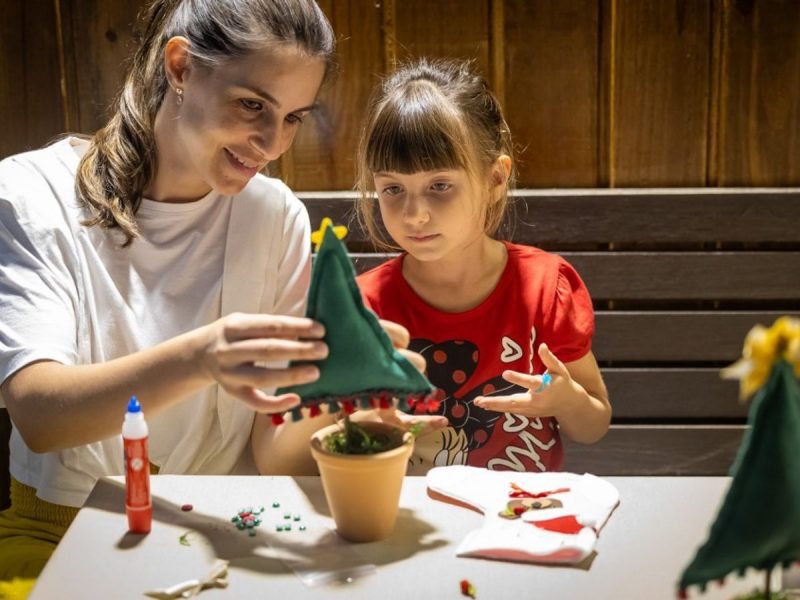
59, 0, 145, 134
2, 1, 800, 187
392, 0, 490, 75
287, 0, 384, 191
609, 1, 712, 186
715, 0, 800, 186
0, 0, 65, 158
503, 0, 600, 187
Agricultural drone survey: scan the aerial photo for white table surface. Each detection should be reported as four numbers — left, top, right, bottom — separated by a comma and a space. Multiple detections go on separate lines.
30, 475, 779, 600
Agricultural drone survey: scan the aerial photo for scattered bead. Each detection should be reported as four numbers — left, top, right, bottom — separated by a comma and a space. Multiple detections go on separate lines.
283, 513, 291, 519
275, 524, 283, 532
460, 579, 476, 598
181, 504, 193, 512
293, 514, 301, 521
299, 525, 307, 531
248, 529, 256, 537
272, 501, 280, 508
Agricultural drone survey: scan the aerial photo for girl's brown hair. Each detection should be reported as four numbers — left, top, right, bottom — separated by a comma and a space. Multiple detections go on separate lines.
356, 58, 515, 250
76, 0, 335, 246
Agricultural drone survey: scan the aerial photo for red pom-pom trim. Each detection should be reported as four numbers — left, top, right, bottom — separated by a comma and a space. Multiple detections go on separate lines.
379, 393, 391, 409
271, 413, 285, 426
425, 396, 442, 413
309, 404, 322, 418
342, 399, 355, 414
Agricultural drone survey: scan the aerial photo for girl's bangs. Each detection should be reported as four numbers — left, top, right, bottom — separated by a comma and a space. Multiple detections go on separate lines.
366, 92, 467, 175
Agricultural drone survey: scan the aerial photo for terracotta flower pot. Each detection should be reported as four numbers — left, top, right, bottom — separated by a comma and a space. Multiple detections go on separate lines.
310, 421, 413, 542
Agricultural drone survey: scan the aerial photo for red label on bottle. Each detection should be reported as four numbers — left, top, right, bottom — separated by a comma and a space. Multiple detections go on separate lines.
124, 437, 150, 506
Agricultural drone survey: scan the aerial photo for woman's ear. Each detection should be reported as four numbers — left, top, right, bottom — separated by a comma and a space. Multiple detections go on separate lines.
163, 36, 191, 90
489, 154, 512, 203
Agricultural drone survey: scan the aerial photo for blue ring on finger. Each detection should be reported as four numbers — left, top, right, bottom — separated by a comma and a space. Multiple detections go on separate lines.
535, 373, 552, 393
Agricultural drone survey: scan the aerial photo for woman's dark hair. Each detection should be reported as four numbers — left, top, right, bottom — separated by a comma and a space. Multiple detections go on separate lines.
77, 0, 335, 245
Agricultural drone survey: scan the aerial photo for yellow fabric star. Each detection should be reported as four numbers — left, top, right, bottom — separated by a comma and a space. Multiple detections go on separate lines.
722, 316, 800, 400
311, 217, 348, 252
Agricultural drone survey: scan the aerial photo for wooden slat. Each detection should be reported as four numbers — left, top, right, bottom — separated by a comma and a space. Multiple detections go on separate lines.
0, 409, 10, 510
287, 0, 384, 190
594, 311, 800, 362
348, 251, 800, 300
563, 425, 744, 475
609, 2, 712, 185
0, 0, 65, 158
716, 0, 800, 186
566, 252, 800, 301
299, 189, 800, 246
393, 0, 490, 76
602, 368, 747, 420
503, 0, 599, 186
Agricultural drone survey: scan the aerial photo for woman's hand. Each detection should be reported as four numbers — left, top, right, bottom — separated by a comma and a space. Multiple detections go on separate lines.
198, 312, 328, 413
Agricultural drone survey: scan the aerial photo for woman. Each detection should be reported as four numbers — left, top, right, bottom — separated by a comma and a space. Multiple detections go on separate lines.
0, 1, 423, 595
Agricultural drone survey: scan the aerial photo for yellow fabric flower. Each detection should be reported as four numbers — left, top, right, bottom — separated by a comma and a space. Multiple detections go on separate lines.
722, 316, 800, 400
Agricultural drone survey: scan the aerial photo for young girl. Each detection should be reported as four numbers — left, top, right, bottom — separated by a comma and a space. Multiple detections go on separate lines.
0, 1, 420, 595
356, 58, 611, 474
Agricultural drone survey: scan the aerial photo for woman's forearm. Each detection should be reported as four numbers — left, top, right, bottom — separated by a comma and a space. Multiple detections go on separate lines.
2, 328, 211, 453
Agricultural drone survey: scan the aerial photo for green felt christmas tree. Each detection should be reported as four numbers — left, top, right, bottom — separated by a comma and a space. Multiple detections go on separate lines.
678, 317, 800, 599
273, 224, 437, 424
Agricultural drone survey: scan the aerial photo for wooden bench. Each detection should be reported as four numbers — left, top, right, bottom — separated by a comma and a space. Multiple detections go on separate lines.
300, 188, 800, 476
1, 188, 797, 509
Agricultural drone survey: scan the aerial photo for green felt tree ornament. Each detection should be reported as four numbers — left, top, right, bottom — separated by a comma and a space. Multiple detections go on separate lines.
678, 317, 800, 600
273, 223, 439, 425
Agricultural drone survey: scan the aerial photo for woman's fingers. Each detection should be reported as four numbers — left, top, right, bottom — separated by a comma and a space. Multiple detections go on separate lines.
223, 313, 325, 342
216, 338, 328, 366
224, 363, 320, 389
229, 387, 302, 414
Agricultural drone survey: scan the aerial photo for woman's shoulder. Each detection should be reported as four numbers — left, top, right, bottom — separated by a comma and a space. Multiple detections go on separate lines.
0, 139, 83, 225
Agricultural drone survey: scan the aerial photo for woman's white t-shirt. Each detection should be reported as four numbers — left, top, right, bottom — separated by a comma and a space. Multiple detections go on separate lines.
0, 138, 311, 506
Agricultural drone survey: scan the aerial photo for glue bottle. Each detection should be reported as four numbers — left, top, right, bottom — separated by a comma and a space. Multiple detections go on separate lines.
123, 395, 151, 533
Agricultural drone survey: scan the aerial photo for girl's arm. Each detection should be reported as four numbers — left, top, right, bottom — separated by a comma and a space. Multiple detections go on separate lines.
474, 343, 611, 444
2, 313, 326, 453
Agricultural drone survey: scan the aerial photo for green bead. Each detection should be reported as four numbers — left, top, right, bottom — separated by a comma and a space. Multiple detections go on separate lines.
299, 525, 307, 531
248, 529, 256, 537
272, 502, 280, 508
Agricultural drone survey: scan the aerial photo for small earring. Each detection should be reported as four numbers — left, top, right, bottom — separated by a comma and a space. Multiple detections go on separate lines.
175, 87, 183, 106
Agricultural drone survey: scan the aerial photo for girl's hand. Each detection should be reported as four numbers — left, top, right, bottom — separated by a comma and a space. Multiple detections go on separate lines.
378, 319, 426, 373
350, 407, 449, 434
473, 343, 584, 420
197, 312, 328, 412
